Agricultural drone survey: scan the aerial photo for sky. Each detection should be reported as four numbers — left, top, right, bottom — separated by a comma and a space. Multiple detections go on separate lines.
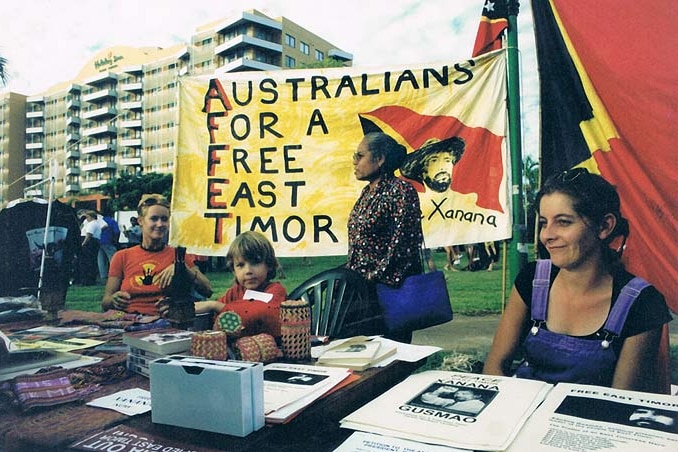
0, 0, 539, 157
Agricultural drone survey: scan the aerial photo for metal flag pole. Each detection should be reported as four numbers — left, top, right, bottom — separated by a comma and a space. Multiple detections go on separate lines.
506, 0, 529, 286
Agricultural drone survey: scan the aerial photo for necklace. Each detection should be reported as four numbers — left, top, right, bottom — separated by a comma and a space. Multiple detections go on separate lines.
140, 243, 165, 252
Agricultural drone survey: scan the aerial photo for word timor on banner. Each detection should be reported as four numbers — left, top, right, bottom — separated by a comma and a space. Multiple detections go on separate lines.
172, 50, 510, 256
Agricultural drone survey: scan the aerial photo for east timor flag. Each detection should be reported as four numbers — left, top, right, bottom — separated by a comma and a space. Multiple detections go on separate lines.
532, 0, 677, 312
472, 0, 509, 57
533, 1, 676, 390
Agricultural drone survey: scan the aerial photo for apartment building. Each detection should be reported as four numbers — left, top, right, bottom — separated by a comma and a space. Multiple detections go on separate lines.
0, 9, 352, 206
0, 92, 27, 204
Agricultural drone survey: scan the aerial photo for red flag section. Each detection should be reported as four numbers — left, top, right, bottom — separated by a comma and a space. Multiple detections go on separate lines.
533, 0, 677, 311
472, 0, 509, 57
360, 106, 505, 213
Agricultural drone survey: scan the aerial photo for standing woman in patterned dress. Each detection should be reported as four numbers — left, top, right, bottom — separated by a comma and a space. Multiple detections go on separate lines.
346, 132, 423, 342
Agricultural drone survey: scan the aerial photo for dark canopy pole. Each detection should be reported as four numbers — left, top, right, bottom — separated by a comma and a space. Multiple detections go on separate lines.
506, 0, 528, 287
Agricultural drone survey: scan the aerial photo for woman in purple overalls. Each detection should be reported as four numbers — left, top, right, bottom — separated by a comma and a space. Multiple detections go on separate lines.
483, 169, 671, 394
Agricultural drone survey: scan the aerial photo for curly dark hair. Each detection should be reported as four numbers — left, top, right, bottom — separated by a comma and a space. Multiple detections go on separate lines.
536, 168, 630, 269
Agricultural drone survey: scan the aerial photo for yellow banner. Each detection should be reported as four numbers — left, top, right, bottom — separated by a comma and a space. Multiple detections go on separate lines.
172, 51, 509, 256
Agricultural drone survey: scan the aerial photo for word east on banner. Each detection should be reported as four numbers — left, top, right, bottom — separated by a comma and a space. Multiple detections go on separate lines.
172, 51, 509, 257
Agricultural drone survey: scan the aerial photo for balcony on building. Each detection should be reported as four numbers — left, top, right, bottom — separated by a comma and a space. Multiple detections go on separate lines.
66, 115, 81, 126
26, 110, 44, 119
84, 72, 118, 87
328, 49, 354, 62
65, 184, 81, 193
81, 160, 117, 172
24, 189, 43, 197
26, 157, 42, 165
25, 173, 43, 181
120, 135, 141, 146
119, 156, 142, 166
215, 11, 282, 40
82, 124, 117, 137
83, 88, 118, 104
82, 106, 118, 120
26, 126, 44, 134
67, 97, 81, 109
26, 95, 44, 104
26, 142, 43, 150
65, 149, 80, 160
215, 35, 282, 58
81, 142, 115, 155
215, 57, 280, 73
119, 118, 142, 129
66, 166, 80, 176
119, 100, 142, 110
81, 179, 110, 190
66, 132, 81, 142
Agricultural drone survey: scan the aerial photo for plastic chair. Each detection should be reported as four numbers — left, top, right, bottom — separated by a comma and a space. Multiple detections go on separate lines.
288, 267, 383, 339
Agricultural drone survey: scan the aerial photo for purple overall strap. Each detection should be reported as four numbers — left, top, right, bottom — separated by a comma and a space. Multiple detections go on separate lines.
603, 277, 650, 336
531, 260, 552, 322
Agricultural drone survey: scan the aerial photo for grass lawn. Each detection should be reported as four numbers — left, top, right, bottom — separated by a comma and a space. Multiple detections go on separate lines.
65, 249, 507, 314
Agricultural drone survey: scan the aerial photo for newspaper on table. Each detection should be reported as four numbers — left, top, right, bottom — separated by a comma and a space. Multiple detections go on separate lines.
334, 431, 468, 452
340, 370, 552, 451
507, 383, 678, 452
263, 362, 352, 423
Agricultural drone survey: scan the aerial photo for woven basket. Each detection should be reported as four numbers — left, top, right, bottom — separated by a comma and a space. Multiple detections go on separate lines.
234, 333, 282, 363
190, 330, 228, 361
279, 299, 311, 361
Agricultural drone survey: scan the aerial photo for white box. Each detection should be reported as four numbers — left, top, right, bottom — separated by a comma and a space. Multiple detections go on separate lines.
150, 356, 264, 437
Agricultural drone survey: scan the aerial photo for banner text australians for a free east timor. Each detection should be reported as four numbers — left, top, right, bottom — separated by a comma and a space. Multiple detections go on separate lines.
172, 52, 509, 256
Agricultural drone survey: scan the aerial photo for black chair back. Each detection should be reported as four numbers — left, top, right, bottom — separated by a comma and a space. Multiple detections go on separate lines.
288, 267, 383, 338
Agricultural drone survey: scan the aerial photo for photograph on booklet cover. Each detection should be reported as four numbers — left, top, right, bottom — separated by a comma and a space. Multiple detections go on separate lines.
411, 383, 496, 416
507, 383, 678, 452
554, 396, 678, 434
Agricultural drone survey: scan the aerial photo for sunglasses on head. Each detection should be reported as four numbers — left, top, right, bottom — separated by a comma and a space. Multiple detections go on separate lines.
138, 195, 170, 212
554, 167, 589, 182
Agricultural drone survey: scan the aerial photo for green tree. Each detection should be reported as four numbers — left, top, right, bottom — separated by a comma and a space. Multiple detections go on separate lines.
522, 155, 540, 241
100, 172, 173, 212
300, 57, 347, 69
0, 54, 8, 86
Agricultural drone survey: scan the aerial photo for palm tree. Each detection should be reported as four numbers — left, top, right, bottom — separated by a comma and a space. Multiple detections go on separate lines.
0, 54, 7, 86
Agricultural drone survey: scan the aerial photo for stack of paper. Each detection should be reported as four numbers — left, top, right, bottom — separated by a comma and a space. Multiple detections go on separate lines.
316, 336, 397, 371
122, 328, 194, 376
341, 370, 553, 451
263, 362, 353, 424
0, 329, 82, 381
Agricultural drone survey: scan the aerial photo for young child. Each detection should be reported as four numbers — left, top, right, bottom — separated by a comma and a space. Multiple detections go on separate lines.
195, 231, 287, 338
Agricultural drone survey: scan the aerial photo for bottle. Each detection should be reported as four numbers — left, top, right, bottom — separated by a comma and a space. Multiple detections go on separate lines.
163, 246, 195, 329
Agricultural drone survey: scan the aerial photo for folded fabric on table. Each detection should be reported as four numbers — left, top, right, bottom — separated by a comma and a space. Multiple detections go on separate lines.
11, 369, 81, 412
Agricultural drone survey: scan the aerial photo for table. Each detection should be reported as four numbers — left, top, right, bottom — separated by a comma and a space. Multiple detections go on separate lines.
0, 319, 425, 452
